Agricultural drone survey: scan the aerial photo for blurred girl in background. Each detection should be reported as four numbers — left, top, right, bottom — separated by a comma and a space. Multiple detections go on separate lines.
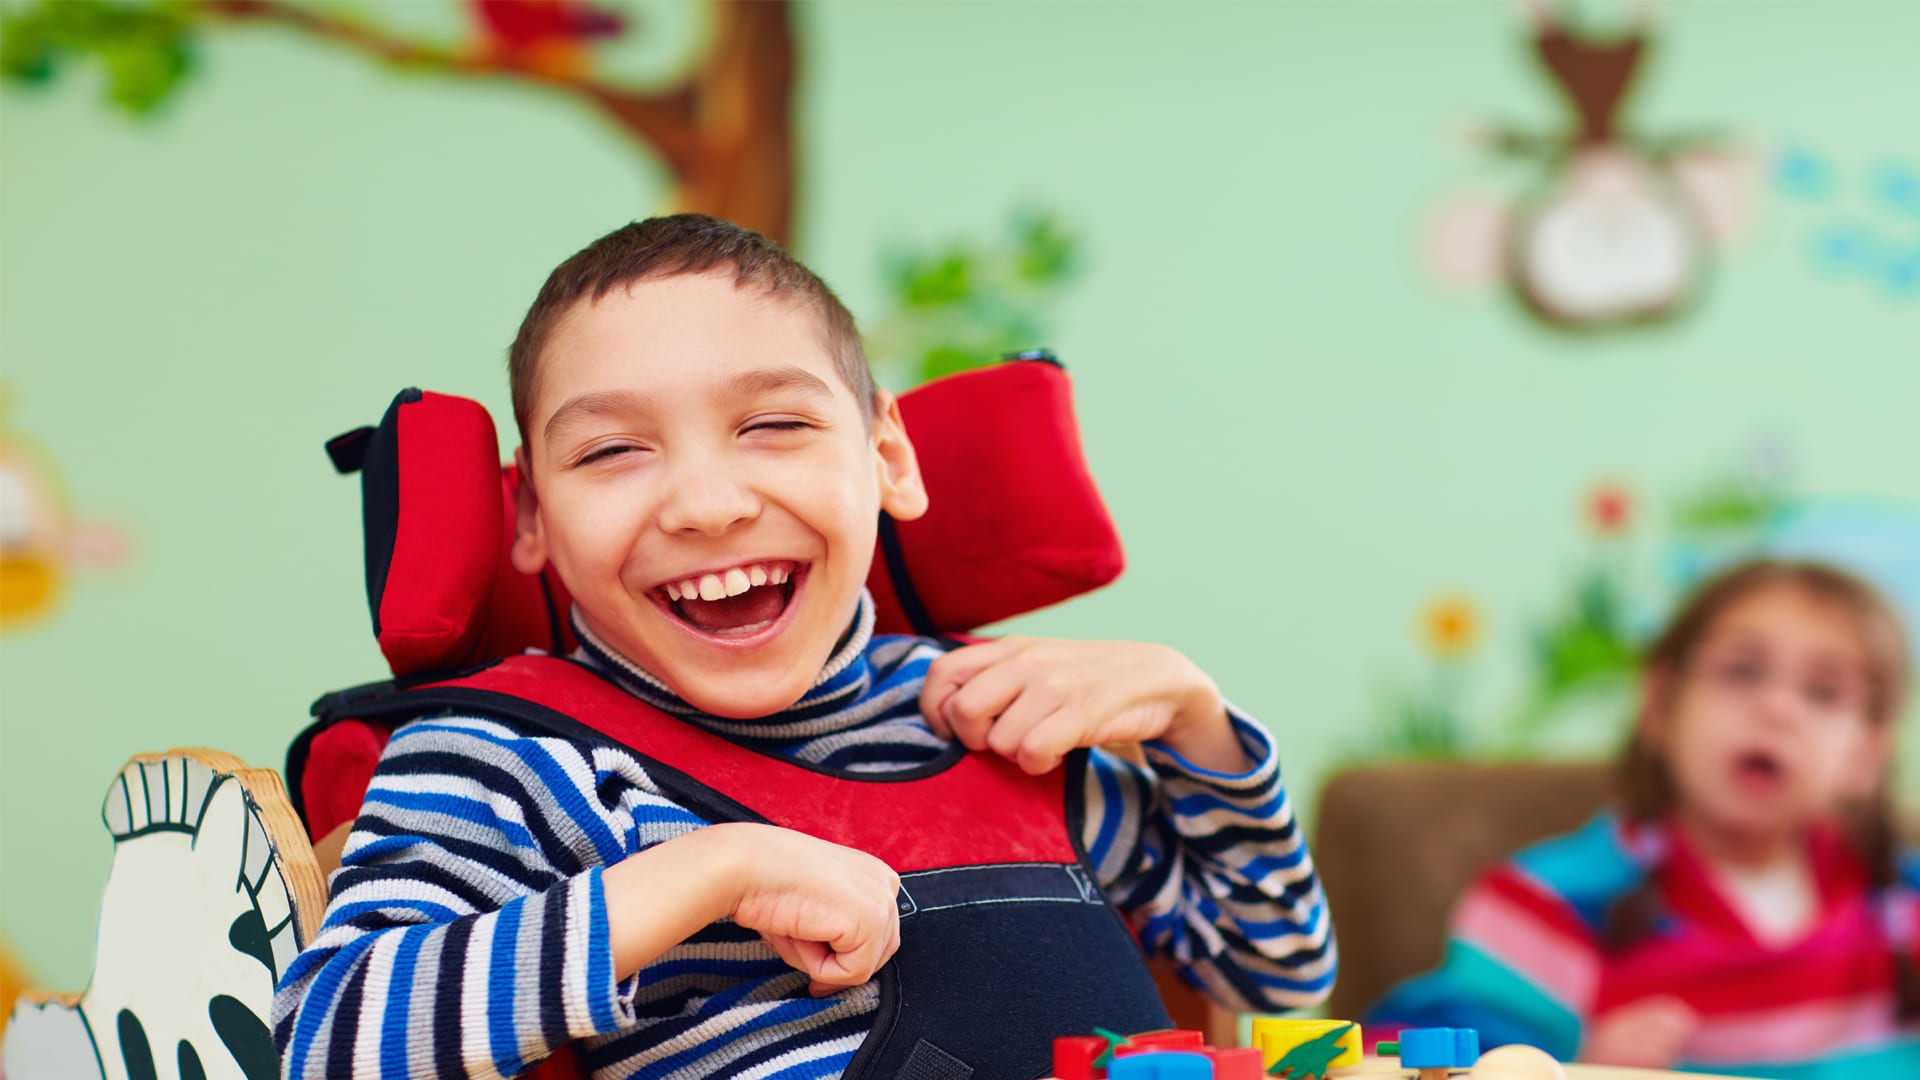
1371, 560, 1919, 1078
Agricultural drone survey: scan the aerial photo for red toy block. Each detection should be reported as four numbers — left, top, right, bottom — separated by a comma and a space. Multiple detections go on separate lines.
1054, 1035, 1110, 1080
1116, 1030, 1207, 1056
1205, 1047, 1263, 1080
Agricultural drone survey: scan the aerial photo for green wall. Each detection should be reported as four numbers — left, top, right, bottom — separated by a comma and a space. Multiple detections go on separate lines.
3, 0, 1917, 990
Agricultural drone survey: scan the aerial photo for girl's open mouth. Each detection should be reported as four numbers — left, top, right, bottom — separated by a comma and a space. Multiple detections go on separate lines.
1733, 749, 1785, 789
656, 560, 802, 638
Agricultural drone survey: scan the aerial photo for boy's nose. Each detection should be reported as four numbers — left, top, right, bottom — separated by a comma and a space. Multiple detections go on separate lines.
656, 463, 761, 536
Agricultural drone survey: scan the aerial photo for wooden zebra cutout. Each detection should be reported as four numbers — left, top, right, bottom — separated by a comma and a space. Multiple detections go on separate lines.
3, 750, 325, 1080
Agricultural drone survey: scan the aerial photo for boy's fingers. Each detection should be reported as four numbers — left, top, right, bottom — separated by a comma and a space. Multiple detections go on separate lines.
1013, 709, 1080, 775
920, 639, 1025, 728
818, 928, 886, 987
982, 693, 1055, 761
943, 662, 1032, 751
761, 934, 821, 980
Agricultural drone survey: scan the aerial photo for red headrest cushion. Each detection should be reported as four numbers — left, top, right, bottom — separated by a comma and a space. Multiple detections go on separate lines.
332, 357, 1122, 677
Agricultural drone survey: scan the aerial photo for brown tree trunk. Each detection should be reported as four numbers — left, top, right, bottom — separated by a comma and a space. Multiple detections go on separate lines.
673, 0, 795, 244
206, 0, 798, 245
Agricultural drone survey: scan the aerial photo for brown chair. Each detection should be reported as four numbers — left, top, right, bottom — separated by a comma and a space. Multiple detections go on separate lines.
1312, 760, 1613, 1022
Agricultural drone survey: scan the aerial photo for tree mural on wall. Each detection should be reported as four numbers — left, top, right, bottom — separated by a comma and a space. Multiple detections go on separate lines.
1, 1, 1090, 381
0, 0, 797, 242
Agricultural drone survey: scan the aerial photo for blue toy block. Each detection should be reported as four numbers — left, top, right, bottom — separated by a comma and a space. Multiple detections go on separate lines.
1397, 1027, 1478, 1069
1107, 1050, 1214, 1080
1454, 1028, 1479, 1064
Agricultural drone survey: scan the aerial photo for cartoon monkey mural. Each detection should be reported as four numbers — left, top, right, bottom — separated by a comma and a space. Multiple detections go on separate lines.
1424, 0, 1759, 330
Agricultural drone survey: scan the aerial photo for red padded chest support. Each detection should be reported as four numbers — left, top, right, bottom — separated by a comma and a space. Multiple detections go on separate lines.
410, 656, 1079, 872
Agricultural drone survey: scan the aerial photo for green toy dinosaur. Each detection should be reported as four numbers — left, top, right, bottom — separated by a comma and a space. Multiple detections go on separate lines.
1267, 1022, 1355, 1079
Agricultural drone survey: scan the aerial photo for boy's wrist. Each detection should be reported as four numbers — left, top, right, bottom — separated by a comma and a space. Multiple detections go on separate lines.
684, 823, 757, 920
1157, 683, 1251, 774
603, 825, 754, 980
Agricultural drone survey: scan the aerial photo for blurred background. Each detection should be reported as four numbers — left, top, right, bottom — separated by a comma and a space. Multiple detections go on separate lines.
1, 0, 1916, 997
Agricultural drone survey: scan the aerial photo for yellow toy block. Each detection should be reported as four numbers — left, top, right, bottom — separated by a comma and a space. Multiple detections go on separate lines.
1250, 1018, 1364, 1076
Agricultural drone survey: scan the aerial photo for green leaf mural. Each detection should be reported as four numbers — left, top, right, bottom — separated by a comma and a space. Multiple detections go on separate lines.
864, 209, 1082, 386
0, 0, 197, 115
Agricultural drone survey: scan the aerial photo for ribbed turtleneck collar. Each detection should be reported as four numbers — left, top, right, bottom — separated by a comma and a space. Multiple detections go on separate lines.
571, 590, 883, 745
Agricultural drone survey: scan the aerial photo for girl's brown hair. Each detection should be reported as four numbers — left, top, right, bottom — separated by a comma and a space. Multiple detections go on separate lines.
1606, 559, 1918, 1017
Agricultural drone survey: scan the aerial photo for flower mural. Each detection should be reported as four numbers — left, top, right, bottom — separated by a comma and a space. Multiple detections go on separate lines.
1363, 443, 1920, 760
1420, 595, 1483, 659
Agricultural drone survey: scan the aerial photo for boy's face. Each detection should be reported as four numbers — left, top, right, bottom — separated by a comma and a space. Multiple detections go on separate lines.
511, 270, 926, 719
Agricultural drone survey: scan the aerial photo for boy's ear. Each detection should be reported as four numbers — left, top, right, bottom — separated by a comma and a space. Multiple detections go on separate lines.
509, 446, 549, 575
872, 391, 928, 522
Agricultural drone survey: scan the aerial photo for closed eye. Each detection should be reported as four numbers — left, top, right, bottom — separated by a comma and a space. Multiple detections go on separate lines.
746, 420, 811, 433
575, 444, 642, 466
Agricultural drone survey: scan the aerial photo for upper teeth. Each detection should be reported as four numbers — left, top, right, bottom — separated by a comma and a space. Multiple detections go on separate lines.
665, 562, 792, 603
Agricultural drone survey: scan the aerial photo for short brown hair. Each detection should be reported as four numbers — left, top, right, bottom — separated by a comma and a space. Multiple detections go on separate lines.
507, 215, 874, 438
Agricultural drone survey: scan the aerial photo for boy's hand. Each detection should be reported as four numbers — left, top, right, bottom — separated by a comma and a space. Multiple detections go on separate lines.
1580, 996, 1698, 1068
919, 637, 1246, 775
712, 824, 902, 997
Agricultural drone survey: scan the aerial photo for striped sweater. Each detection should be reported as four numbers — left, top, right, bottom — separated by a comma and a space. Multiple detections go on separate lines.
1369, 811, 1920, 1079
273, 597, 1334, 1079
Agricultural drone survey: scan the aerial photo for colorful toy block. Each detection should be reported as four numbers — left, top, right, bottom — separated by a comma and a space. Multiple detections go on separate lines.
1048, 1025, 1272, 1080
1249, 1018, 1363, 1079
1379, 1027, 1479, 1080
1117, 1030, 1209, 1056
1204, 1046, 1263, 1080
1108, 1051, 1214, 1079
1054, 1034, 1111, 1080
1055, 1028, 1212, 1078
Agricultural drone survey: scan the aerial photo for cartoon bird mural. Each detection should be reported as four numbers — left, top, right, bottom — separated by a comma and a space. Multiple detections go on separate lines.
467, 0, 628, 79
1, 396, 125, 629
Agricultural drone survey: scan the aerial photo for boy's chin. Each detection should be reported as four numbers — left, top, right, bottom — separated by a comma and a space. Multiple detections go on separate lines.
676, 680, 811, 721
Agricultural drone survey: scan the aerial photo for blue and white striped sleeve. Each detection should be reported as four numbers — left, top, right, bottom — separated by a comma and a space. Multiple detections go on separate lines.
270, 717, 689, 1079
1080, 710, 1336, 1013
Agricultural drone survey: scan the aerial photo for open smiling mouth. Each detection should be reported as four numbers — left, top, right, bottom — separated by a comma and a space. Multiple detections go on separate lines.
657, 560, 802, 637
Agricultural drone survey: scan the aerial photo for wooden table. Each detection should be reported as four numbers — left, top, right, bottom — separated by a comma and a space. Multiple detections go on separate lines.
1329, 1058, 1761, 1080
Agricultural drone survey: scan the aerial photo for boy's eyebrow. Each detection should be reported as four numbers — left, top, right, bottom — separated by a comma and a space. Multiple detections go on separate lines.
544, 389, 654, 446
542, 368, 837, 445
719, 366, 836, 404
